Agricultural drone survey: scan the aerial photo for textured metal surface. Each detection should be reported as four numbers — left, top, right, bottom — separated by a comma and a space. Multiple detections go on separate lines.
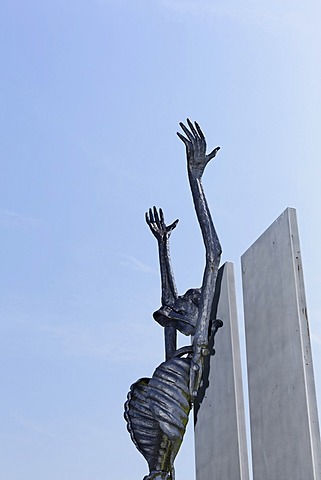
125, 357, 192, 479
125, 378, 165, 472
125, 120, 222, 480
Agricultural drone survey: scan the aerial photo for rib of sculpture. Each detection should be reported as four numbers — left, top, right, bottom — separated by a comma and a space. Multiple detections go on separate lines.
124, 120, 222, 480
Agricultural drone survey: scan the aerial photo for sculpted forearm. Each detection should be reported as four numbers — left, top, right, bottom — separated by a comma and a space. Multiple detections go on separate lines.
177, 119, 222, 398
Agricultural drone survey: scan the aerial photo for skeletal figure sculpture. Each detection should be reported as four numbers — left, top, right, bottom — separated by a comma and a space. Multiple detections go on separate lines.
124, 120, 222, 480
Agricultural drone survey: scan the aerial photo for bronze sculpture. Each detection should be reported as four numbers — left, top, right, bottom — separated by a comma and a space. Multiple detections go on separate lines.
124, 120, 222, 480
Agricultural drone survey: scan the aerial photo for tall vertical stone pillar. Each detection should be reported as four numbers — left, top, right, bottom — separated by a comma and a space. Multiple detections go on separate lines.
194, 262, 249, 480
242, 208, 321, 479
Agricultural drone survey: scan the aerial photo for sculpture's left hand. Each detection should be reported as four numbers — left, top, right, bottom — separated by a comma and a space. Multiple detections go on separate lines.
145, 207, 179, 242
177, 119, 220, 179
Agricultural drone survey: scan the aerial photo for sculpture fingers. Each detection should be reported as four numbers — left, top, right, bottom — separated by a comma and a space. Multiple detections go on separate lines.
167, 219, 179, 233
146, 208, 157, 233
186, 118, 199, 139
206, 146, 220, 161
153, 206, 160, 226
159, 207, 168, 231
176, 131, 190, 148
159, 208, 165, 224
179, 122, 194, 142
145, 211, 151, 226
148, 207, 155, 223
194, 121, 205, 140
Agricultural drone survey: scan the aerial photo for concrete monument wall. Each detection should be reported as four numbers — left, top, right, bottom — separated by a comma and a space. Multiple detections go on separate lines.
194, 262, 249, 480
242, 208, 321, 480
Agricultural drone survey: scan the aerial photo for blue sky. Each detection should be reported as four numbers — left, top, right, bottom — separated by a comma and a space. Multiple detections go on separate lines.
1, 1, 321, 479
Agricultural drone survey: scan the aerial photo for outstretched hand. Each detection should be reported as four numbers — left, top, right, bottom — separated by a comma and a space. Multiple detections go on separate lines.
177, 119, 220, 178
145, 207, 179, 242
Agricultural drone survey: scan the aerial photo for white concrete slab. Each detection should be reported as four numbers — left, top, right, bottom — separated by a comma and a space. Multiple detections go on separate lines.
242, 208, 321, 480
194, 262, 249, 480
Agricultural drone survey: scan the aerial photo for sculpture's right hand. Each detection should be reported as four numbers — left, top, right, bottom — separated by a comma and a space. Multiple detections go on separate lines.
177, 119, 220, 179
145, 207, 179, 241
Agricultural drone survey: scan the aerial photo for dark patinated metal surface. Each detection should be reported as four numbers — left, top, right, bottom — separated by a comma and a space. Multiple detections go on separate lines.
124, 120, 222, 480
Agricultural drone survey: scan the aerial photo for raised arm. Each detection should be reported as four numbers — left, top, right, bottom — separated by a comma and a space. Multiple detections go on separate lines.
145, 207, 179, 305
146, 207, 179, 359
177, 119, 222, 398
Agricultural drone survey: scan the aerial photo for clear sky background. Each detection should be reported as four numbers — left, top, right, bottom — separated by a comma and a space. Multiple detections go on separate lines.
1, 1, 321, 479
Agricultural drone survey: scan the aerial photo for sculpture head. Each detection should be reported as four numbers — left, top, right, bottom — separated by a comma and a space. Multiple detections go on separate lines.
153, 288, 201, 336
